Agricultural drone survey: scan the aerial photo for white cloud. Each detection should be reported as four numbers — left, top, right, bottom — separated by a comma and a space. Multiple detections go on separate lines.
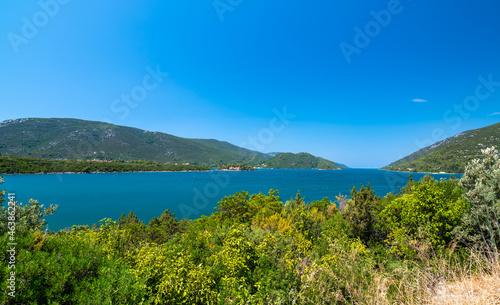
488, 112, 500, 116
412, 99, 428, 103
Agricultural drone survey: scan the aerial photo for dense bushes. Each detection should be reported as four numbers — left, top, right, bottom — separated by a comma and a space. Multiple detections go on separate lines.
380, 176, 468, 258
1, 148, 499, 303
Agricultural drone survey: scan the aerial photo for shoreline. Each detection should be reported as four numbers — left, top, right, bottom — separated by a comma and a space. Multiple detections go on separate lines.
0, 169, 212, 175
380, 169, 463, 175
2, 168, 346, 175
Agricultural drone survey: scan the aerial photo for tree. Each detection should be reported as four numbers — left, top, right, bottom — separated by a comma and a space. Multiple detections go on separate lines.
0, 178, 58, 235
215, 190, 282, 225
344, 184, 379, 243
454, 147, 500, 253
147, 209, 181, 243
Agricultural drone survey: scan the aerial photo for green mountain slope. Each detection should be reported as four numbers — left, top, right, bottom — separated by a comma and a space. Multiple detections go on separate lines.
263, 152, 345, 169
383, 122, 500, 173
0, 118, 267, 166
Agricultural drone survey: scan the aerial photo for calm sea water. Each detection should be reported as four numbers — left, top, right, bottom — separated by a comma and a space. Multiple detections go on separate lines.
2, 169, 460, 231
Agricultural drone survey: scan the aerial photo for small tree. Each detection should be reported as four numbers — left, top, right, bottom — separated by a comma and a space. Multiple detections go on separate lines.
454, 147, 500, 254
344, 184, 379, 243
147, 209, 180, 243
0, 178, 58, 235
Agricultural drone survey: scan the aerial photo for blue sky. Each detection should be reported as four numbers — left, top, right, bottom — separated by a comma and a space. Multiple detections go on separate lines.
1, 0, 499, 167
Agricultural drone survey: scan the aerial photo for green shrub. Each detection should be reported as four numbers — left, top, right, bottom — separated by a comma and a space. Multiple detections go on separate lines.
454, 146, 500, 253
0, 230, 145, 304
344, 184, 380, 243
380, 176, 468, 258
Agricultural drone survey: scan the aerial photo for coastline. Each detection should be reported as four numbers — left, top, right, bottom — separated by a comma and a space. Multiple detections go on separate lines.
380, 169, 463, 175
0, 169, 212, 175
1, 168, 345, 175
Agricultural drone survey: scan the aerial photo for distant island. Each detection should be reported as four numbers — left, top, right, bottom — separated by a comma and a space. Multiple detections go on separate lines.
382, 122, 500, 173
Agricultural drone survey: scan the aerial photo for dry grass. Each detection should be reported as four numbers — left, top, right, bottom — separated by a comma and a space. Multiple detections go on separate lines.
426, 253, 500, 305
399, 251, 500, 305
295, 245, 499, 304
357, 251, 500, 305
429, 271, 500, 304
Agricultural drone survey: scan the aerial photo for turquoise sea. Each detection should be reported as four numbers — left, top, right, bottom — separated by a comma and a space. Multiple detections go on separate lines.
2, 169, 460, 231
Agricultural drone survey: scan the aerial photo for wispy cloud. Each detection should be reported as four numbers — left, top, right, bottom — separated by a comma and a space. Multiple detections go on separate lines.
488, 112, 500, 116
412, 99, 428, 103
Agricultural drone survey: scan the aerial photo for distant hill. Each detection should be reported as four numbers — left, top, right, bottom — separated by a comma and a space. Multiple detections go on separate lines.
263, 152, 345, 169
0, 118, 346, 169
0, 118, 269, 166
383, 122, 500, 173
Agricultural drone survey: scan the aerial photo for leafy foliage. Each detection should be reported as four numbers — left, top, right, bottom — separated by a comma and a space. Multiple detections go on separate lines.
0, 230, 145, 304
380, 175, 468, 258
344, 184, 380, 243
214, 190, 283, 225
0, 192, 58, 236
454, 147, 500, 253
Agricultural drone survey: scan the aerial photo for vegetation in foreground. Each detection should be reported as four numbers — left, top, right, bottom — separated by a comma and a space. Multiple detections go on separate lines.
0, 155, 209, 174
0, 148, 499, 304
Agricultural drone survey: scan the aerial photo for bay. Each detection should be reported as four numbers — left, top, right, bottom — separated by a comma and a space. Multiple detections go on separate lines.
2, 169, 460, 231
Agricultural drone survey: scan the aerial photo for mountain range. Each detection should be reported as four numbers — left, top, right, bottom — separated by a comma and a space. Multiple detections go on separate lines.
0, 118, 344, 169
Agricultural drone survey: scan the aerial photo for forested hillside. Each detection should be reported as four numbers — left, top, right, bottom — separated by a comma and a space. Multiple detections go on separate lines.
383, 122, 500, 173
264, 152, 345, 169
0, 118, 269, 166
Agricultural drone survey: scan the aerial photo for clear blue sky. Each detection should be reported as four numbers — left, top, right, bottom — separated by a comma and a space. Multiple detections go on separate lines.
1, 0, 499, 167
